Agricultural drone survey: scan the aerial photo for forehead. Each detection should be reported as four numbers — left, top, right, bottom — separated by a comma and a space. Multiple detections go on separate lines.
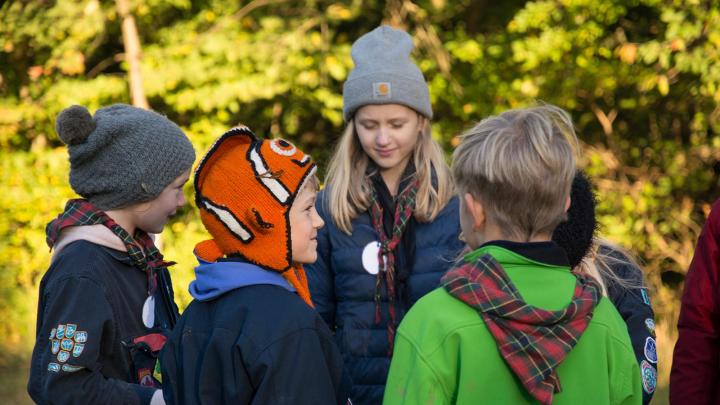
356, 104, 416, 120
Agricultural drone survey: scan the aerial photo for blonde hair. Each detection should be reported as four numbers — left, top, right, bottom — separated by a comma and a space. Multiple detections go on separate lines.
575, 238, 644, 296
324, 119, 454, 234
452, 104, 580, 241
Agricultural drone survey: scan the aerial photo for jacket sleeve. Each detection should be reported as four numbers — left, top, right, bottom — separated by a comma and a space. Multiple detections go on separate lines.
247, 327, 348, 404
604, 254, 656, 405
306, 199, 337, 329
671, 199, 720, 403
383, 333, 449, 405
610, 337, 643, 405
28, 276, 156, 405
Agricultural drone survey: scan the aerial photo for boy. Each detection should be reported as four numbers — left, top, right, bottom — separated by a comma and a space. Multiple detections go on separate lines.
383, 105, 642, 404
28, 104, 196, 404
160, 126, 350, 404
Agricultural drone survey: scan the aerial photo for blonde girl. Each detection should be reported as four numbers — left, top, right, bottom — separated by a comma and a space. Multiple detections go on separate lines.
306, 26, 463, 404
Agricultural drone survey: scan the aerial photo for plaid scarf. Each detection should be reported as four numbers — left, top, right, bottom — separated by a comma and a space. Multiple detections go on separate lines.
46, 199, 175, 296
442, 253, 601, 405
369, 176, 419, 356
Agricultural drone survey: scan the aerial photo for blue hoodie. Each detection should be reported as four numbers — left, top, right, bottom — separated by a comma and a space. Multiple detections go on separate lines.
189, 256, 295, 301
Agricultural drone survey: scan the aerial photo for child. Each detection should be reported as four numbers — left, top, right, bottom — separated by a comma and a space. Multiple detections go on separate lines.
670, 198, 720, 403
384, 105, 642, 404
553, 171, 657, 403
160, 126, 350, 404
306, 25, 464, 405
28, 104, 196, 404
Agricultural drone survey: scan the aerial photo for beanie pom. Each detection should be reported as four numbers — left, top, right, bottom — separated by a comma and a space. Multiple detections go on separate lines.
56, 105, 96, 145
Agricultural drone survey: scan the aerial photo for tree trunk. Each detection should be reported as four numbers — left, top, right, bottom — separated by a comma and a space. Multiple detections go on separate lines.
116, 0, 149, 109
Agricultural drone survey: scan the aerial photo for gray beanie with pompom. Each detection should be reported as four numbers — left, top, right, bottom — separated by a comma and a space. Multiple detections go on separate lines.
56, 104, 196, 210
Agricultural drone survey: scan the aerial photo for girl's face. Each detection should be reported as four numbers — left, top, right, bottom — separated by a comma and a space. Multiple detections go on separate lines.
355, 104, 424, 174
131, 169, 191, 234
289, 181, 325, 264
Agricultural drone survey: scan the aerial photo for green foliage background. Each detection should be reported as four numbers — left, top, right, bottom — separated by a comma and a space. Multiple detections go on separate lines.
2, 0, 719, 401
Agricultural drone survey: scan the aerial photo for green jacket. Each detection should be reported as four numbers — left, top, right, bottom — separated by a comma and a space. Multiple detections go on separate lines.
384, 242, 642, 405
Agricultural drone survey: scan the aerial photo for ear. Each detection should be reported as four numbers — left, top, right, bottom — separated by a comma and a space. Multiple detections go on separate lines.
463, 192, 486, 231
565, 196, 571, 212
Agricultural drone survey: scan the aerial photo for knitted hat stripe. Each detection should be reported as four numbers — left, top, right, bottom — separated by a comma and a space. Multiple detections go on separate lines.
248, 144, 291, 204
199, 198, 254, 243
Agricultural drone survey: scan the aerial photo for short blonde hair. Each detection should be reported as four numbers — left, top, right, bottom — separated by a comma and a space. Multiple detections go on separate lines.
324, 119, 454, 234
452, 104, 579, 240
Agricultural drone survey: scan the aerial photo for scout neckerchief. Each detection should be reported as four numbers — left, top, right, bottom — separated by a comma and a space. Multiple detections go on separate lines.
441, 253, 601, 405
369, 174, 419, 356
46, 199, 175, 298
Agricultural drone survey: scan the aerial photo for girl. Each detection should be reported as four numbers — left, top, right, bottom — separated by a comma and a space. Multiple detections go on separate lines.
553, 171, 657, 403
306, 26, 464, 404
28, 104, 195, 405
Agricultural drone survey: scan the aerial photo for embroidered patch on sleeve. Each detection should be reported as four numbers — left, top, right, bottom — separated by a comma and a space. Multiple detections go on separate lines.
641, 289, 651, 306
644, 337, 658, 364
641, 360, 657, 394
645, 318, 656, 337
48, 323, 88, 372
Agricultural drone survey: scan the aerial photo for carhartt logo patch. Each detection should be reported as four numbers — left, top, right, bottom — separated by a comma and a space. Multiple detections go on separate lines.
373, 82, 391, 99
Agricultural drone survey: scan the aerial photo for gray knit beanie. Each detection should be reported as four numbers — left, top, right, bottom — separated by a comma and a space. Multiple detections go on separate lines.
56, 104, 196, 210
342, 25, 432, 121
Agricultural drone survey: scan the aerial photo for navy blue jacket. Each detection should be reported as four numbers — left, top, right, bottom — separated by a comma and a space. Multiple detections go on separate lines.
28, 240, 177, 405
306, 191, 464, 405
602, 247, 657, 405
161, 258, 350, 405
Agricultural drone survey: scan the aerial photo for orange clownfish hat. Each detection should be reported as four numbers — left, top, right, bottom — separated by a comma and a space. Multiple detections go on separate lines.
193, 126, 317, 306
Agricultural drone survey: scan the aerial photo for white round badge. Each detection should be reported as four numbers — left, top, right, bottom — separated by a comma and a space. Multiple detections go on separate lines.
362, 241, 381, 275
142, 295, 155, 328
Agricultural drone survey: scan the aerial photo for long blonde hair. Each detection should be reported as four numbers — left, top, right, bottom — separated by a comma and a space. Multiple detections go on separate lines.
575, 237, 644, 296
323, 119, 454, 234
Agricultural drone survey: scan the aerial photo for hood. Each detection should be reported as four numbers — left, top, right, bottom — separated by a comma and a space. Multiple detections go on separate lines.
188, 256, 295, 301
51, 224, 128, 262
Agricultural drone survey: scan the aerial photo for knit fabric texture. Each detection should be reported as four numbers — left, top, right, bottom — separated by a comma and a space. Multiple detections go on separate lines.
55, 104, 196, 210
552, 170, 598, 268
193, 126, 317, 306
342, 25, 432, 121
442, 253, 601, 405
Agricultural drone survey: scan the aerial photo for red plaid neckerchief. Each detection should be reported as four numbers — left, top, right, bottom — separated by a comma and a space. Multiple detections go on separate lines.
442, 253, 601, 405
46, 199, 175, 296
369, 176, 419, 357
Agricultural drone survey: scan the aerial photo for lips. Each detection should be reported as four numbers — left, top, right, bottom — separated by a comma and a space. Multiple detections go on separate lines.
375, 148, 396, 158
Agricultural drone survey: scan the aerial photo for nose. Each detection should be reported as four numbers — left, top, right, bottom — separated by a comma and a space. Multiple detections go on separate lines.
178, 191, 187, 207
375, 127, 390, 147
313, 210, 325, 229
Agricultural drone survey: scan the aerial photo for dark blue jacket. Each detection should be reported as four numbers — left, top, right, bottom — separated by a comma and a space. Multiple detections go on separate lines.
161, 258, 350, 405
306, 191, 464, 405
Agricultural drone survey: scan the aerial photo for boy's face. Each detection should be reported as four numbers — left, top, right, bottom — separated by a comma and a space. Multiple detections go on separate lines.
289, 182, 325, 264
132, 169, 191, 234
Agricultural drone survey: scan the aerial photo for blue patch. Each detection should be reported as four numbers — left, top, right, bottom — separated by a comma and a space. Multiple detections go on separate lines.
56, 324, 65, 339
51, 340, 60, 355
645, 318, 656, 337
641, 360, 657, 394
75, 331, 88, 343
47, 363, 60, 373
73, 343, 85, 357
57, 350, 70, 363
62, 364, 84, 373
641, 289, 651, 306
645, 337, 658, 363
65, 324, 76, 338
49, 328, 56, 340
60, 338, 74, 351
